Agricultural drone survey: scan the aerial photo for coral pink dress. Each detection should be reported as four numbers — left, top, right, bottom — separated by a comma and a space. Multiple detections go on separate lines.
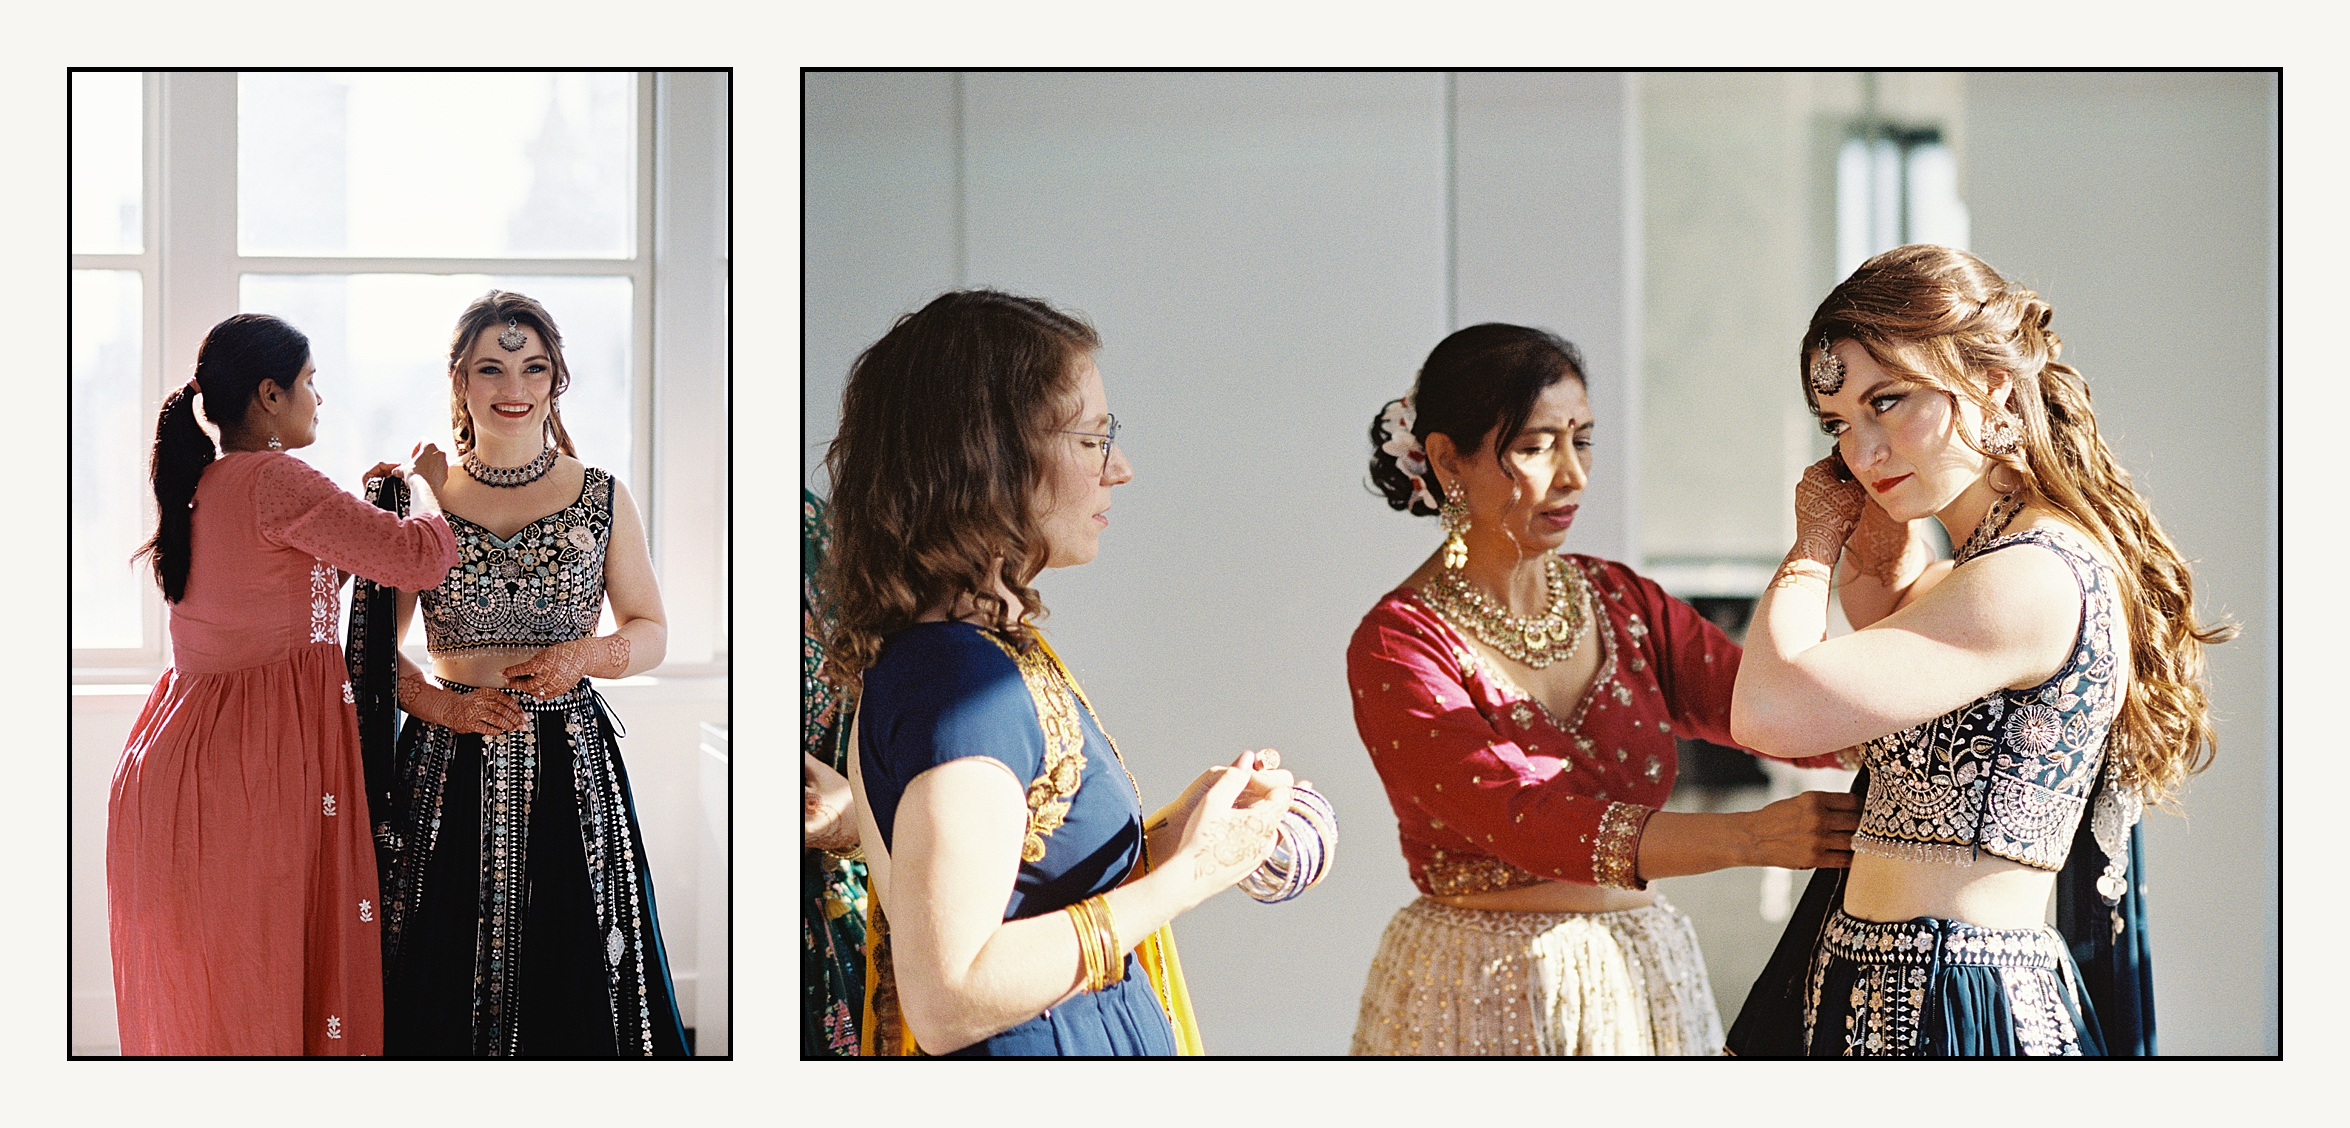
107, 452, 456, 1056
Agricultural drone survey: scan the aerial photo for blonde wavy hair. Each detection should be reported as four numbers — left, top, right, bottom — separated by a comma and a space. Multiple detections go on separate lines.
1801, 244, 2237, 807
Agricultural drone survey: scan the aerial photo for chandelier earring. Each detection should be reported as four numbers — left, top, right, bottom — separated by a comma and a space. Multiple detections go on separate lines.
267, 433, 284, 451
1438, 483, 1471, 571
1979, 412, 2021, 456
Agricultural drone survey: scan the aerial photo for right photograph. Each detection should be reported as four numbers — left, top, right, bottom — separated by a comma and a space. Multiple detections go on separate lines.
800, 70, 2277, 1058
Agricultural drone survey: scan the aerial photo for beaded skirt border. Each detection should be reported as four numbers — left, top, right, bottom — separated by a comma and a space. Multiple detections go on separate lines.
1803, 907, 2085, 1057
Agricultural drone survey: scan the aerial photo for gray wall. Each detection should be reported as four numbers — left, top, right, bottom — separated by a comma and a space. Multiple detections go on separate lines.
806, 71, 1636, 1054
803, 70, 2277, 1056
1966, 71, 2278, 1054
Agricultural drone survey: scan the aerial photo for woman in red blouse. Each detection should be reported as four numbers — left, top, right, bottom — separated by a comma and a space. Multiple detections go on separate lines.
1347, 324, 1859, 1056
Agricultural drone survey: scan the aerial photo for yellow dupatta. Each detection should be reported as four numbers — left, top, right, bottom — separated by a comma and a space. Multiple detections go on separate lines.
856, 630, 1204, 1056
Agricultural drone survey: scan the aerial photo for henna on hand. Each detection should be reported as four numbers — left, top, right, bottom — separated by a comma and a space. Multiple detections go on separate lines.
1845, 497, 1930, 588
398, 670, 527, 734
500, 634, 632, 699
1191, 813, 1275, 878
1791, 458, 1867, 566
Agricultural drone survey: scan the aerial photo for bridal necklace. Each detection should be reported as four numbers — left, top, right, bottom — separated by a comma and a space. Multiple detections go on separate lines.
1419, 554, 1592, 668
1953, 492, 2024, 565
463, 444, 558, 488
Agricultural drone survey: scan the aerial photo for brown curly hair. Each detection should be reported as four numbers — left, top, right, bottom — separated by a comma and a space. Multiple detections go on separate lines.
818, 289, 1102, 689
446, 290, 579, 458
1801, 244, 2237, 807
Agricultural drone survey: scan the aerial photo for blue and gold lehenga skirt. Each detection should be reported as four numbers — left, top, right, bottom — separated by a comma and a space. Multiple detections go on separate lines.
377, 679, 688, 1058
1802, 908, 2099, 1057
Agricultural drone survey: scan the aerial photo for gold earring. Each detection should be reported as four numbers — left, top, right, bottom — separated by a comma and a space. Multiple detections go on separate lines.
1438, 484, 1470, 570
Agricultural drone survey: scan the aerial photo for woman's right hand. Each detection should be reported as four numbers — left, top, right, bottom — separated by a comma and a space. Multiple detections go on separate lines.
1791, 456, 1867, 566
1739, 789, 1861, 870
406, 441, 449, 494
1164, 751, 1291, 904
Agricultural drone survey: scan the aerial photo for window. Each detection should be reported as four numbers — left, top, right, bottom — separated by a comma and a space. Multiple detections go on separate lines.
1835, 124, 1971, 280
71, 72, 726, 675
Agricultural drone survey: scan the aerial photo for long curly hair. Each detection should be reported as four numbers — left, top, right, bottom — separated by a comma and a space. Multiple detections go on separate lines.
1801, 243, 2237, 806
818, 289, 1101, 688
445, 290, 579, 458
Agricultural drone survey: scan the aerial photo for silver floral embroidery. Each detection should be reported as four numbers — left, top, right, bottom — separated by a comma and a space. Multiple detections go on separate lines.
1854, 528, 2123, 871
308, 561, 337, 643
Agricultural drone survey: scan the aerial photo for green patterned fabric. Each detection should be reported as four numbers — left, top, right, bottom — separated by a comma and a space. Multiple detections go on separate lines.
803, 490, 869, 1057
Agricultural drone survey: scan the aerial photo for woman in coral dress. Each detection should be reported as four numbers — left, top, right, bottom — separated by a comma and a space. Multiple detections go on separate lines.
107, 313, 458, 1056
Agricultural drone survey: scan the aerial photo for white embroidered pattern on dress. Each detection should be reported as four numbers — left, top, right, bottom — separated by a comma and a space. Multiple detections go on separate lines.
359, 899, 374, 922
309, 560, 338, 643
322, 793, 337, 817
326, 1015, 343, 1040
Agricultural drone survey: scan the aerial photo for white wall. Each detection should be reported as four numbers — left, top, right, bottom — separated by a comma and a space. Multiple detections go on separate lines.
805, 71, 1635, 1054
1965, 71, 2278, 1055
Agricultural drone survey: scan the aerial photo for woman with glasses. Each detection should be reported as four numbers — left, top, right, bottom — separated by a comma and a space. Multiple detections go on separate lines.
821, 288, 1292, 1056
1348, 323, 1861, 1055
351, 290, 687, 1057
109, 313, 458, 1055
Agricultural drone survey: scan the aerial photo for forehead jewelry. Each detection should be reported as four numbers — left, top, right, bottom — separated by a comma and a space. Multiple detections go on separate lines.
498, 318, 528, 352
1808, 335, 1845, 396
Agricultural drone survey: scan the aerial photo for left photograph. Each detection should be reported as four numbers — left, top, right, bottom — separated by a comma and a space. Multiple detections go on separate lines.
68, 70, 731, 1058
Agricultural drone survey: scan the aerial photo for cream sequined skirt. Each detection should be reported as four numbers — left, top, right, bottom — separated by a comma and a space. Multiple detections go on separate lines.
1350, 896, 1724, 1056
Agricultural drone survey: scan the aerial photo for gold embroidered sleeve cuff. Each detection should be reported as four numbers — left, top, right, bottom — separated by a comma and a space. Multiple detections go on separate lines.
1593, 801, 1657, 891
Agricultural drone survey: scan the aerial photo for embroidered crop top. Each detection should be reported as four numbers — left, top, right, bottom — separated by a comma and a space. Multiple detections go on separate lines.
1853, 527, 2126, 871
418, 467, 615, 654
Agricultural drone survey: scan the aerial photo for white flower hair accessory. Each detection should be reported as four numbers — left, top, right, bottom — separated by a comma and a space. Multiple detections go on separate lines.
1379, 394, 1439, 514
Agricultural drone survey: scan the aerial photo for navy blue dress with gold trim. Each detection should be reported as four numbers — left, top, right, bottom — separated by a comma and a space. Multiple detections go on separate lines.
858, 621, 1176, 1057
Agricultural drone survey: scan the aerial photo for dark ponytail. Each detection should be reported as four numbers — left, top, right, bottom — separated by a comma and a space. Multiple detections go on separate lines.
135, 313, 312, 603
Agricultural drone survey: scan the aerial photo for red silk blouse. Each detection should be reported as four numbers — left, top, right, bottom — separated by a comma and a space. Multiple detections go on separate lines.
1346, 554, 1845, 896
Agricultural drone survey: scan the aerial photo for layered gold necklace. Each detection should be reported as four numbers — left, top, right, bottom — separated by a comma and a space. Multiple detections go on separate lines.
1418, 554, 1592, 668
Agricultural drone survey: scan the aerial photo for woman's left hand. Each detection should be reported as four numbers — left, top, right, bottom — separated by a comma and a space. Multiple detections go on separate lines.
805, 752, 858, 854
1792, 456, 1867, 565
500, 634, 632, 698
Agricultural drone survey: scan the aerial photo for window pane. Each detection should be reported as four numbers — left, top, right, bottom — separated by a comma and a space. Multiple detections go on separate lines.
72, 270, 147, 649
238, 273, 634, 498
239, 73, 635, 258
72, 72, 143, 255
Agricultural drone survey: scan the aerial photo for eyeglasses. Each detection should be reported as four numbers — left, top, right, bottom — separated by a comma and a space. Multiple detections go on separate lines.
1057, 413, 1120, 478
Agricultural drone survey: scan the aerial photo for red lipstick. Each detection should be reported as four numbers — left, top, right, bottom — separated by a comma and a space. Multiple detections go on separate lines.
1870, 474, 1910, 495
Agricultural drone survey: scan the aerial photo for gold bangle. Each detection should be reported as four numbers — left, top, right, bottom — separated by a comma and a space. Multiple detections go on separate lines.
1091, 895, 1124, 987
1067, 900, 1104, 992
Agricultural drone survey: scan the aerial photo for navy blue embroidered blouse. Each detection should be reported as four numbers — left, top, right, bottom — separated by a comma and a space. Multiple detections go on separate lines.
1853, 527, 2126, 871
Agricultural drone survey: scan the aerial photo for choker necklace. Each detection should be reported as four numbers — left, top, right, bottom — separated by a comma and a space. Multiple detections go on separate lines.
1953, 492, 2024, 565
1418, 554, 1592, 668
463, 445, 558, 488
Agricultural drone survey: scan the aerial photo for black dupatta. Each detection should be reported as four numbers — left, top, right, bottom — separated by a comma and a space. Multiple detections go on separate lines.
345, 473, 408, 866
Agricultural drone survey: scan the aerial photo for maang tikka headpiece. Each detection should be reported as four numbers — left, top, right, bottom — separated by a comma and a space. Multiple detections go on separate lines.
498, 318, 528, 352
1807, 334, 1845, 396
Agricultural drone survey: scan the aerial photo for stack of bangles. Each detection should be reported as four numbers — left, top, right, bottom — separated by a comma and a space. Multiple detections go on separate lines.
1239, 784, 1337, 904
1066, 894, 1124, 993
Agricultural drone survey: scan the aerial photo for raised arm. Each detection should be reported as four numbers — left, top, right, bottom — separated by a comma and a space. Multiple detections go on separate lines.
1732, 459, 2083, 759
258, 454, 456, 592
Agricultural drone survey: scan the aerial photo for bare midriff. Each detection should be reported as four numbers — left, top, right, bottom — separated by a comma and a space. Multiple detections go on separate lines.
1844, 852, 2056, 930
1434, 881, 1656, 914
431, 646, 551, 694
